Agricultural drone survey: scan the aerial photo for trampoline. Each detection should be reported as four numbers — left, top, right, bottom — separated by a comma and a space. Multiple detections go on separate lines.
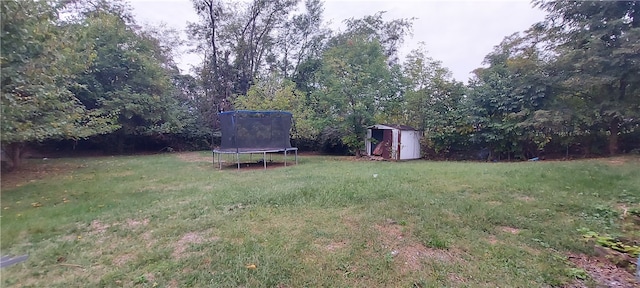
213, 110, 298, 170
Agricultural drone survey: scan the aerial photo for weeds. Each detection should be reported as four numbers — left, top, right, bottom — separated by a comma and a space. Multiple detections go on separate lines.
579, 228, 640, 257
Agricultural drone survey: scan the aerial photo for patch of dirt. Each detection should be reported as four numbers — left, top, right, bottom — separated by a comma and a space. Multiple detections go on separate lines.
108, 171, 134, 177
518, 196, 535, 202
367, 156, 386, 161
342, 215, 360, 231
90, 220, 111, 234
605, 157, 629, 166
566, 253, 639, 288
224, 203, 249, 212
325, 240, 348, 251
487, 235, 500, 245
112, 253, 135, 267
447, 273, 468, 285
172, 232, 204, 259
141, 231, 156, 248
144, 273, 156, 284
125, 218, 149, 229
375, 220, 458, 274
498, 226, 520, 234
167, 279, 179, 288
88, 218, 149, 235
172, 232, 220, 259
1, 161, 85, 190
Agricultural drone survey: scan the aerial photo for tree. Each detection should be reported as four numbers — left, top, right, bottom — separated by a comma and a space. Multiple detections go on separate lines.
275, 0, 329, 79
315, 37, 395, 155
403, 46, 468, 157
189, 0, 309, 137
307, 13, 412, 155
534, 0, 640, 155
189, 0, 231, 120
467, 32, 555, 160
234, 73, 317, 143
339, 12, 414, 65
63, 5, 187, 152
191, 0, 300, 96
1, 0, 116, 168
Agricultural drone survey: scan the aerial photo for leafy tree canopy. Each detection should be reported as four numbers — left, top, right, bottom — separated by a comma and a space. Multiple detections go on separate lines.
1, 0, 117, 167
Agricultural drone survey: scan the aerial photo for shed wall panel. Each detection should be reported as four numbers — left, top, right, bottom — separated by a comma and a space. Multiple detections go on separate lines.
399, 130, 421, 160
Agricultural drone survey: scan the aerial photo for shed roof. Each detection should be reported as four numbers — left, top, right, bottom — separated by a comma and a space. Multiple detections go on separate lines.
368, 124, 418, 131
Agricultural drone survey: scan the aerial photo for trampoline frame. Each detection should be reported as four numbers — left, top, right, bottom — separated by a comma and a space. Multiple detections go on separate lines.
212, 147, 298, 170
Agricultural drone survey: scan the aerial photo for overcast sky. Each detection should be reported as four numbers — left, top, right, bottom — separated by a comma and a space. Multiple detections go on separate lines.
130, 0, 547, 83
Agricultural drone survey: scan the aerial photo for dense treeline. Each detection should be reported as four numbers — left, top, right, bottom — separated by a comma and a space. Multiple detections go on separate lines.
2, 0, 639, 169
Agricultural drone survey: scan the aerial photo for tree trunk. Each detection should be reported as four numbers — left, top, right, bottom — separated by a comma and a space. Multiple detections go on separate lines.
609, 118, 619, 155
5, 142, 25, 170
206, 0, 219, 87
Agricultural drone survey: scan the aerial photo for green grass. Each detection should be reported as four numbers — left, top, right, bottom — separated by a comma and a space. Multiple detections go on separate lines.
1, 153, 639, 287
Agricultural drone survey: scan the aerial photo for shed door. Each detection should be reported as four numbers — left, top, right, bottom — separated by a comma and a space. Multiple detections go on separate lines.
399, 131, 420, 160
382, 129, 392, 159
370, 129, 384, 155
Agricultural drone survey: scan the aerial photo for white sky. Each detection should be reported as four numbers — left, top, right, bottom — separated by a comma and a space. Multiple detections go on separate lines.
130, 0, 546, 83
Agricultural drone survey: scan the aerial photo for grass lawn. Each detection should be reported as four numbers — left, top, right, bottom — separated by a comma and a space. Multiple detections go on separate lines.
1, 153, 639, 287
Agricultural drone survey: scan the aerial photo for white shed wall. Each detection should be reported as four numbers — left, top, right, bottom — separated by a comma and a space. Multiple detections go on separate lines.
399, 130, 421, 160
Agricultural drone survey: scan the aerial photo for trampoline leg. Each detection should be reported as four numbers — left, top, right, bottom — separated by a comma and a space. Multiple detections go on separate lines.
263, 152, 266, 170
284, 150, 287, 167
236, 153, 240, 170
218, 152, 222, 170
295, 150, 298, 165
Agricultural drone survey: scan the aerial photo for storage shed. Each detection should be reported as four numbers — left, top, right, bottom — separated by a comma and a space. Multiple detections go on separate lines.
366, 124, 421, 160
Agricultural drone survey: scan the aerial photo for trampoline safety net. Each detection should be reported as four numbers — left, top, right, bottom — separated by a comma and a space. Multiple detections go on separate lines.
219, 110, 293, 150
